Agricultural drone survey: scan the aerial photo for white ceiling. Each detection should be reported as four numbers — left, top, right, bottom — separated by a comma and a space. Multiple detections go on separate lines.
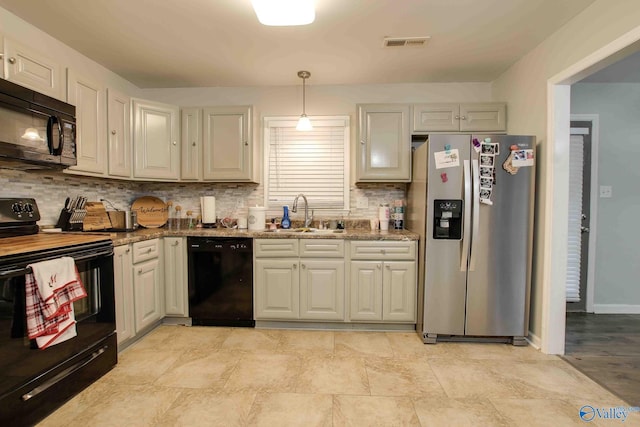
0, 0, 598, 88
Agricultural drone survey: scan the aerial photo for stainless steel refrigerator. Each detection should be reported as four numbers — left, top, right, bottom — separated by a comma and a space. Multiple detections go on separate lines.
407, 134, 535, 345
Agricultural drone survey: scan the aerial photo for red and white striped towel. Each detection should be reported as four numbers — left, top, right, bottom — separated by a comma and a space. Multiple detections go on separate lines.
25, 257, 87, 349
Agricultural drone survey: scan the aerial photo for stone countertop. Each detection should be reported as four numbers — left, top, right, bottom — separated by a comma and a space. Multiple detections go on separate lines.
106, 227, 418, 246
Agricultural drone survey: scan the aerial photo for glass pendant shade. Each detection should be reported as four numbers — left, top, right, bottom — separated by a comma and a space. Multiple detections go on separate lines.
296, 115, 312, 131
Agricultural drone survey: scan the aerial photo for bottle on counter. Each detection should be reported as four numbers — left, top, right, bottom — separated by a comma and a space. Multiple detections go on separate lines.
281, 205, 291, 229
175, 205, 182, 230
167, 200, 174, 230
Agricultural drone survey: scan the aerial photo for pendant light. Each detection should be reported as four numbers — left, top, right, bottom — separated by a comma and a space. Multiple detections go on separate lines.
296, 70, 312, 131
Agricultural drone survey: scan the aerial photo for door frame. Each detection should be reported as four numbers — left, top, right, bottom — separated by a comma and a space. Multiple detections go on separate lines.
570, 115, 599, 313
543, 26, 640, 354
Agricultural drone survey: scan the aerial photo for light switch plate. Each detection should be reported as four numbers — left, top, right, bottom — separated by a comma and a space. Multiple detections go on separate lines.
599, 185, 613, 198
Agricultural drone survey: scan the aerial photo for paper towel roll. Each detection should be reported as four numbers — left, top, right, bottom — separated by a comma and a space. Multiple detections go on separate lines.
201, 196, 216, 224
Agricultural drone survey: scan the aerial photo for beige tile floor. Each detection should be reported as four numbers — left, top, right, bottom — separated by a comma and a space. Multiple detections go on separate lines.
38, 326, 640, 427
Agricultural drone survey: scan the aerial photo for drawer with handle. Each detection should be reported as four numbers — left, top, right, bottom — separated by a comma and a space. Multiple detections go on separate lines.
349, 240, 416, 260
132, 238, 160, 264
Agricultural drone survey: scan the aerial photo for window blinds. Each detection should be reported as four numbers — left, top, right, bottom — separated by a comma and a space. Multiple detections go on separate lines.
265, 117, 349, 210
566, 134, 584, 303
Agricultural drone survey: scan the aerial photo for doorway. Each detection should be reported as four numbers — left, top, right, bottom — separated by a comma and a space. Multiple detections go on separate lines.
566, 118, 597, 313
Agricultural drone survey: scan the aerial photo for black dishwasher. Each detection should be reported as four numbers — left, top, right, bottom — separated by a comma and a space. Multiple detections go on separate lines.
187, 237, 254, 327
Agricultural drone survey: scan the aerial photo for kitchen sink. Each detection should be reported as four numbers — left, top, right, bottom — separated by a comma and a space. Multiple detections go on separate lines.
264, 228, 344, 234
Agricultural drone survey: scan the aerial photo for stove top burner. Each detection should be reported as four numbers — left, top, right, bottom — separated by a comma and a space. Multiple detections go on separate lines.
0, 198, 41, 238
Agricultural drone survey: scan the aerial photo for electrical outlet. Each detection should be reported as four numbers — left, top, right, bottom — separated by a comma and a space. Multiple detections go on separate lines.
599, 185, 613, 198
357, 197, 369, 209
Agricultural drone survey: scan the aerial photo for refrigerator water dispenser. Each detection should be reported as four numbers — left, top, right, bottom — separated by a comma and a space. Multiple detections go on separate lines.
433, 199, 463, 239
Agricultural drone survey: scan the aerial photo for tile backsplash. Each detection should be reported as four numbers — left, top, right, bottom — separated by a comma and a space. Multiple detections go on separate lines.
1, 167, 406, 226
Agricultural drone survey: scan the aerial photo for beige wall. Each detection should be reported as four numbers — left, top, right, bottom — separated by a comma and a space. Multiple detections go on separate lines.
492, 0, 640, 351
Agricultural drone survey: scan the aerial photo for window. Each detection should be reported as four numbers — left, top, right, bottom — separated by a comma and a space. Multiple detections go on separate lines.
264, 116, 350, 212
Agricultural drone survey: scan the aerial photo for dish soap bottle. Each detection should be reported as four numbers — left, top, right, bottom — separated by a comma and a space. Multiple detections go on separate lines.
281, 205, 291, 229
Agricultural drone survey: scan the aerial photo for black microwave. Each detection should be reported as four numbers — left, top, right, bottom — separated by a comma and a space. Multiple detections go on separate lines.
0, 79, 76, 168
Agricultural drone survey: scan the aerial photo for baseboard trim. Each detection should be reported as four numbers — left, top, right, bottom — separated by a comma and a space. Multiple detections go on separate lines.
593, 304, 640, 314
527, 331, 541, 349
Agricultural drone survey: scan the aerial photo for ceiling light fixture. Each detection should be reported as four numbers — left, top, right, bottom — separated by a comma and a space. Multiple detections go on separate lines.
251, 0, 315, 26
296, 70, 312, 131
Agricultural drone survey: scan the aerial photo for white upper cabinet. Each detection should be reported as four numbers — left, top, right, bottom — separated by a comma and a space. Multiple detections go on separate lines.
66, 69, 107, 175
412, 103, 506, 133
202, 106, 252, 181
3, 37, 64, 100
180, 108, 201, 180
459, 103, 506, 132
356, 104, 411, 182
107, 88, 131, 178
132, 98, 180, 180
179, 105, 253, 182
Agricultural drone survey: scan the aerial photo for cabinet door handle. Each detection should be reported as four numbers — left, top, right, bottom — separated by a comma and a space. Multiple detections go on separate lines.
111, 130, 117, 135
301, 264, 306, 269
147, 248, 153, 253
138, 269, 143, 274
460, 116, 466, 120
385, 265, 391, 269
455, 115, 460, 120
172, 141, 177, 146
8, 57, 16, 64
293, 264, 297, 269
172, 241, 179, 246
381, 249, 386, 255
192, 141, 196, 147
244, 141, 249, 146
360, 140, 366, 145
377, 264, 381, 269
125, 248, 130, 254
0, 54, 3, 61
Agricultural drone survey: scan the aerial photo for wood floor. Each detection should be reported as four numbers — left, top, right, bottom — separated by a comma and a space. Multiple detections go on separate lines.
563, 312, 640, 406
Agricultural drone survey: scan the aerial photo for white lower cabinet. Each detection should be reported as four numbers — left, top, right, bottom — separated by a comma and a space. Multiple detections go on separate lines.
300, 260, 345, 320
163, 237, 188, 317
254, 259, 299, 319
254, 239, 345, 321
113, 245, 135, 346
382, 261, 416, 322
349, 241, 417, 323
350, 261, 383, 321
133, 257, 163, 332
114, 239, 164, 349
132, 239, 164, 332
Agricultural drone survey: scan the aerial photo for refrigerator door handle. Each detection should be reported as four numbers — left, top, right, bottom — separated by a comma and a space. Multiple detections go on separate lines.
461, 160, 471, 272
470, 159, 480, 271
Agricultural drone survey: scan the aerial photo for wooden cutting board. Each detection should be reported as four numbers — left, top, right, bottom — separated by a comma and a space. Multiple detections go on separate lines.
83, 202, 112, 231
131, 196, 168, 228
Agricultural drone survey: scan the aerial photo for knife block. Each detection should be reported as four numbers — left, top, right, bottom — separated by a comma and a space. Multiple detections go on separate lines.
55, 208, 84, 231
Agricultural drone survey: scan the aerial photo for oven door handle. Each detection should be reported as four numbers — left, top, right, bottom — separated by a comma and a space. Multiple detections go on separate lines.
0, 248, 113, 278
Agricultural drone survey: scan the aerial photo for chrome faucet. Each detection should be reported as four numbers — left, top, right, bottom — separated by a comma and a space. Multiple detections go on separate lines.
292, 193, 313, 227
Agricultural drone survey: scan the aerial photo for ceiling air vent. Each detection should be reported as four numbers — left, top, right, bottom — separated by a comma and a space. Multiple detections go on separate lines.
383, 36, 431, 48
